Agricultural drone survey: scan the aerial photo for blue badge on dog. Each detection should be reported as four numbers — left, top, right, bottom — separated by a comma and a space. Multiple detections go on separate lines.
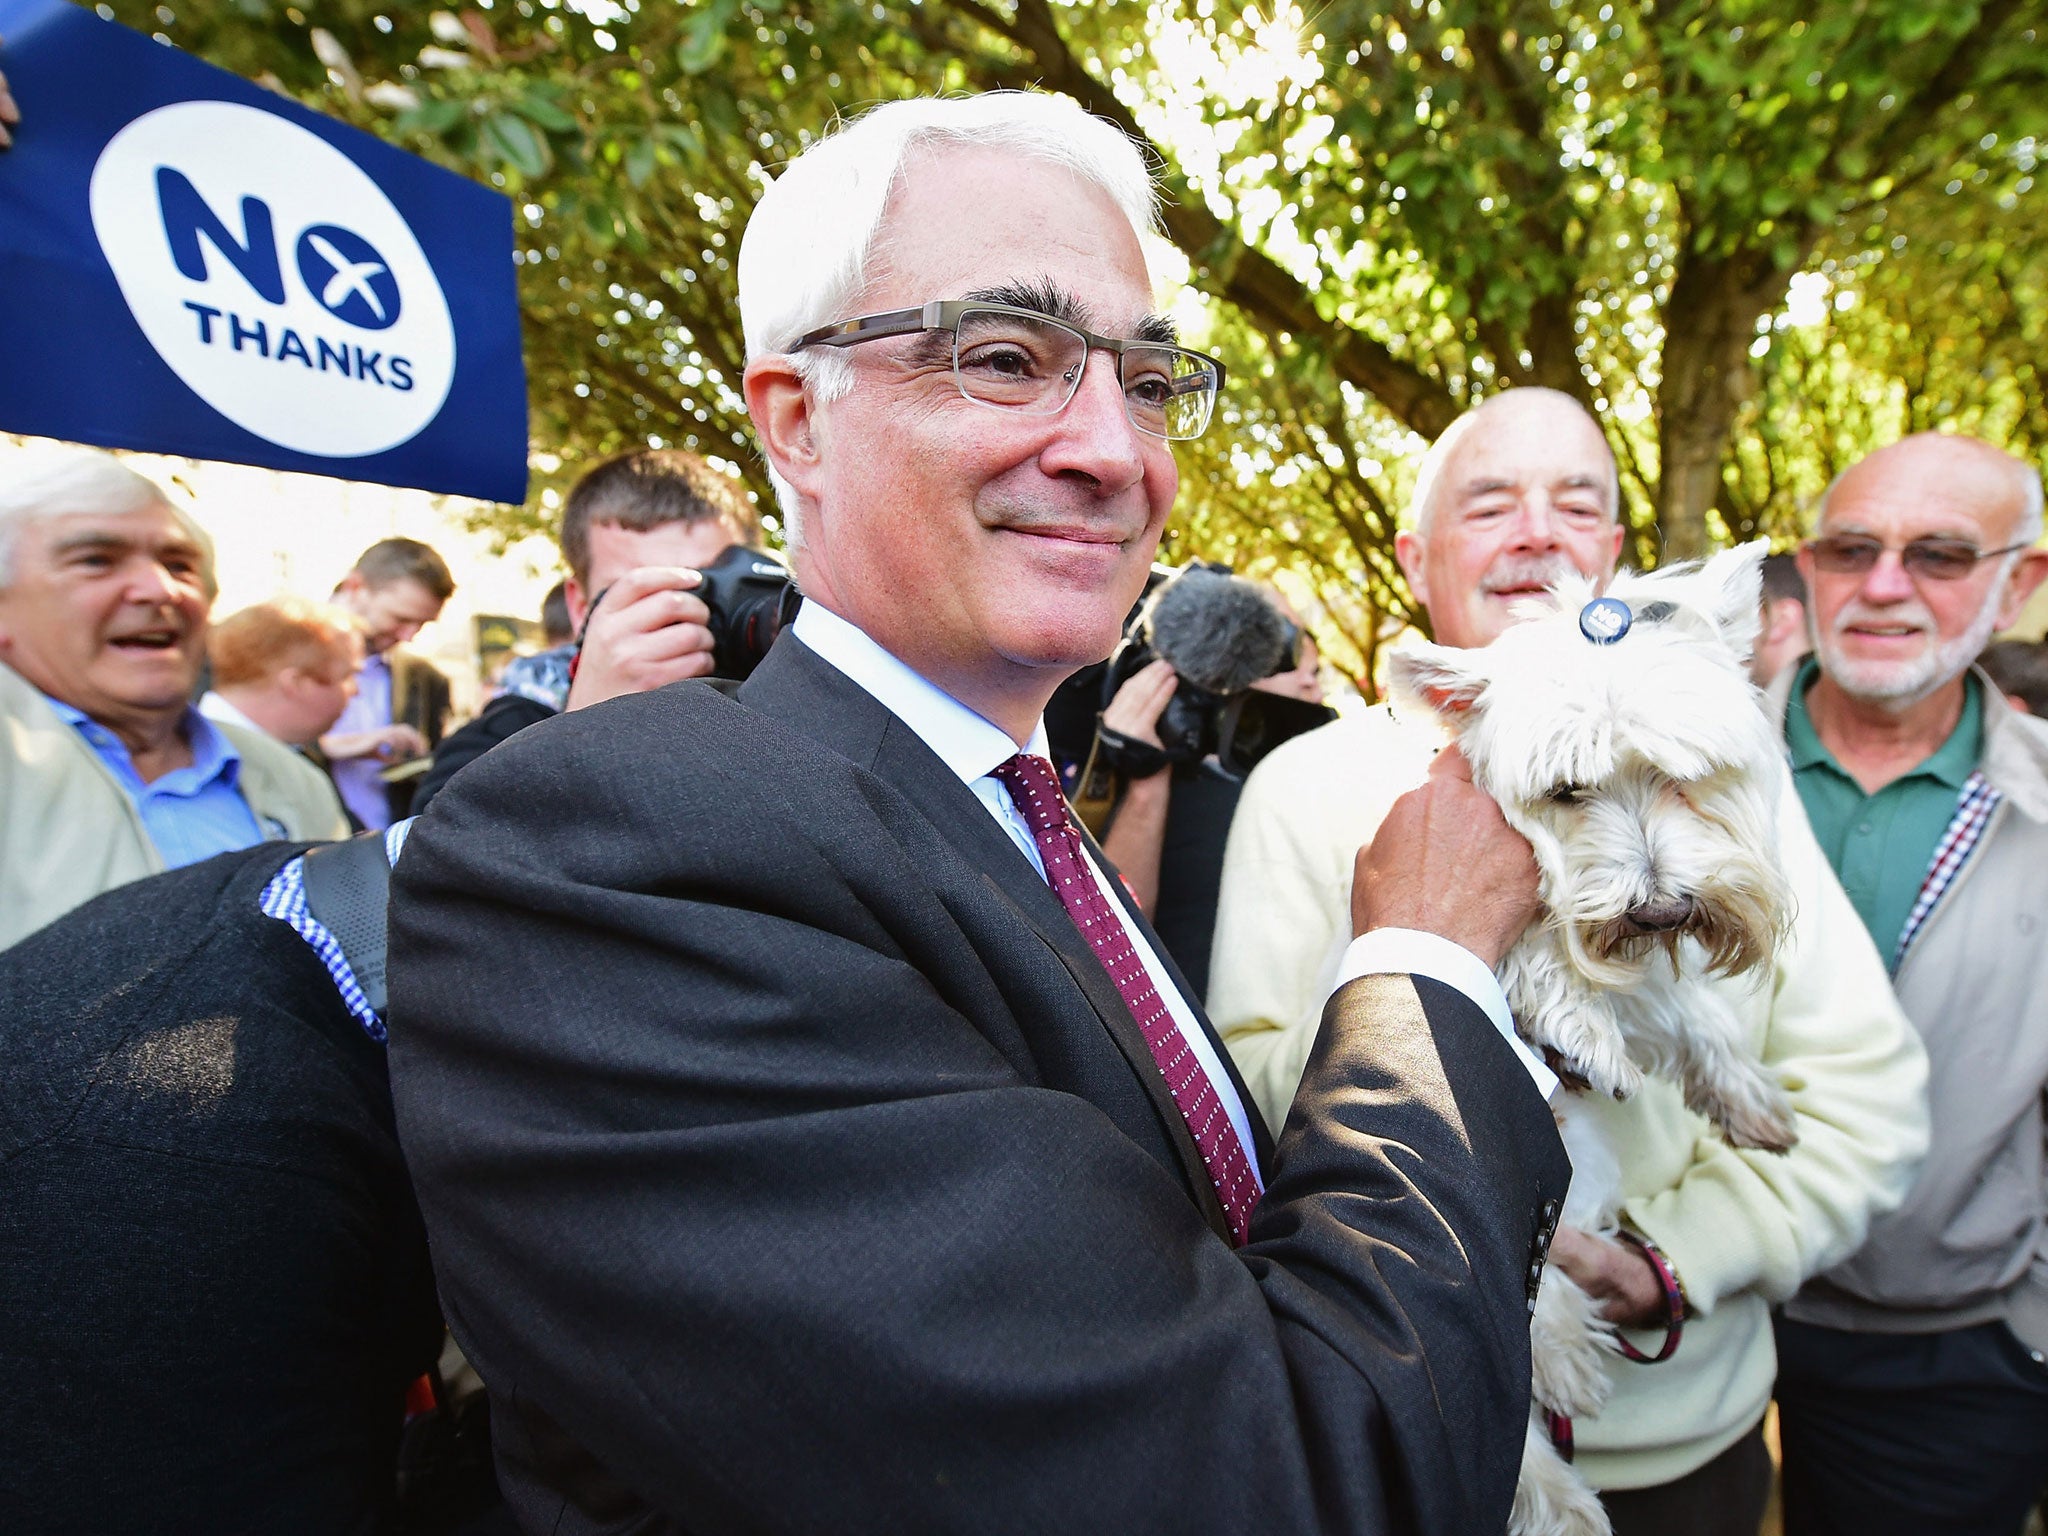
1579, 597, 1633, 644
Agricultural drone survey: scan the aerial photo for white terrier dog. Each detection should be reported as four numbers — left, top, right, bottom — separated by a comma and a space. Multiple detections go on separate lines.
1388, 540, 1795, 1536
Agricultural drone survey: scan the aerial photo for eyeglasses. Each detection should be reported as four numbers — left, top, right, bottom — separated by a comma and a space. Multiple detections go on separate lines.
791, 300, 1226, 442
1805, 534, 2032, 582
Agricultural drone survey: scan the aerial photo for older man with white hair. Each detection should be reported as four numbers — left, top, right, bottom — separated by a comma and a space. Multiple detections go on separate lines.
1771, 433, 2048, 1536
0, 445, 346, 949
1211, 387, 1927, 1536
388, 93, 1572, 1534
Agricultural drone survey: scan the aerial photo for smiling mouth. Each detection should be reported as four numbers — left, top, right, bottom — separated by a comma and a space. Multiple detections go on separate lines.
1003, 523, 1132, 552
109, 629, 184, 652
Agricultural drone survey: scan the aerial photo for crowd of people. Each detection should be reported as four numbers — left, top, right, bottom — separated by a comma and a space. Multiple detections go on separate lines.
4, 86, 2048, 1536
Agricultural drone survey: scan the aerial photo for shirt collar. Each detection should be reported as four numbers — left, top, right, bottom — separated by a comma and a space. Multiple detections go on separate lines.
1784, 657, 1831, 771
41, 693, 243, 788
790, 601, 1050, 785
1786, 654, 1982, 788
183, 706, 245, 788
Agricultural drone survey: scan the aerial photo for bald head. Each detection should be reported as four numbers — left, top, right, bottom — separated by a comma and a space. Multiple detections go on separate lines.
1409, 388, 1618, 539
1395, 388, 1627, 649
1820, 433, 2043, 549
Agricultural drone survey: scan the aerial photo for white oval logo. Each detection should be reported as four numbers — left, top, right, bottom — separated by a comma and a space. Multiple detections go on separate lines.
89, 100, 455, 458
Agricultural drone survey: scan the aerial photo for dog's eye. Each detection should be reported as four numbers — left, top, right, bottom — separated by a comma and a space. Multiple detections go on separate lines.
1549, 783, 1585, 805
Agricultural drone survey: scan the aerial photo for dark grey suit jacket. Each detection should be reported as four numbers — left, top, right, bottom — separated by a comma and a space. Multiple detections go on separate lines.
388, 634, 1567, 1536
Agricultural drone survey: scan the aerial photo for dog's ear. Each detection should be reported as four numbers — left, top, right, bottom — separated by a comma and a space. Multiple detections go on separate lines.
1694, 538, 1769, 664
1387, 643, 1489, 722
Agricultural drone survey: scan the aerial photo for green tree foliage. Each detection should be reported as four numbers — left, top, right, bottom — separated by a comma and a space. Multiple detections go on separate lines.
97, 0, 2048, 689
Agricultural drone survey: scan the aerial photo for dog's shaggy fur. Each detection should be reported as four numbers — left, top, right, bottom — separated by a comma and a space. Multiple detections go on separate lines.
1389, 541, 1796, 1536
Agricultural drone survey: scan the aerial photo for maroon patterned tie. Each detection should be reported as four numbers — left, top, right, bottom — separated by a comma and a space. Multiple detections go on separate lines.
992, 752, 1260, 1245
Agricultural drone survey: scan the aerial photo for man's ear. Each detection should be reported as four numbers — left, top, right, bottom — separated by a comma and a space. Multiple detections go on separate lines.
1393, 529, 1429, 612
1763, 595, 1806, 654
1386, 642, 1489, 724
1997, 548, 2048, 630
563, 574, 590, 631
744, 355, 824, 502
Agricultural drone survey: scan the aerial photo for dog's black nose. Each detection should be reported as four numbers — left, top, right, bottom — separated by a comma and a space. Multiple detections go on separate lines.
1625, 895, 1696, 932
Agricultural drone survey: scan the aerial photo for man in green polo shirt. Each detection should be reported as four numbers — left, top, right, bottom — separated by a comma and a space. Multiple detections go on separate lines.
1769, 432, 2048, 1536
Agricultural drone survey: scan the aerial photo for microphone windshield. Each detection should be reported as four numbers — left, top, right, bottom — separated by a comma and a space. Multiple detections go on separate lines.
1141, 567, 1291, 696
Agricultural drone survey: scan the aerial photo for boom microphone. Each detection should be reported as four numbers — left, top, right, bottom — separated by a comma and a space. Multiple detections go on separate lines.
1139, 566, 1293, 695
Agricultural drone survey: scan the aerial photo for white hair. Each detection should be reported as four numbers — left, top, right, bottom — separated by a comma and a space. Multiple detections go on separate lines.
0, 444, 213, 593
736, 92, 1160, 546
1407, 387, 1620, 539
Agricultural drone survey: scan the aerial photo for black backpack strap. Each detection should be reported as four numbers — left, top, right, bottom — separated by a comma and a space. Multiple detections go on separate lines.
299, 833, 394, 1018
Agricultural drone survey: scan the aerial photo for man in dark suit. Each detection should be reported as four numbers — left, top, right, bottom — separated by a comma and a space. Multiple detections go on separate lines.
390, 91, 1569, 1534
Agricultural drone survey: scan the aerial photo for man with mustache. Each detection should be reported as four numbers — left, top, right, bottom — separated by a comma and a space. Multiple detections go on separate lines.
1771, 433, 2048, 1536
1211, 387, 1927, 1535
0, 445, 347, 951
389, 93, 1573, 1533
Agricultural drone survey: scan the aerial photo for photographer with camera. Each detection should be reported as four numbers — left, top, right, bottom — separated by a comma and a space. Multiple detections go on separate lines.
1086, 565, 1332, 1000
413, 447, 789, 813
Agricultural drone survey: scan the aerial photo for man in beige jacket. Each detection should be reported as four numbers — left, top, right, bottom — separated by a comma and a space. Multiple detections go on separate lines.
1211, 388, 1928, 1535
0, 445, 347, 951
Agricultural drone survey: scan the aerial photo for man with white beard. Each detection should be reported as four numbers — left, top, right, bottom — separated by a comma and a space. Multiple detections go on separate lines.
1771, 433, 2048, 1536
1210, 387, 1927, 1536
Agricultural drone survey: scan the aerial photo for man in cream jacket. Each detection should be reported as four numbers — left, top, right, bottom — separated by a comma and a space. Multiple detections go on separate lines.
0, 445, 346, 951
1211, 389, 1929, 1536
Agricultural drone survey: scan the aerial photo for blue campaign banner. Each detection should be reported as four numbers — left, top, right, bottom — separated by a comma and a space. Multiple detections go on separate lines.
0, 0, 528, 503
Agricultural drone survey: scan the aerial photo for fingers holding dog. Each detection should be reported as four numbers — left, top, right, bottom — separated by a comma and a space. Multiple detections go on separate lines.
1351, 761, 1540, 969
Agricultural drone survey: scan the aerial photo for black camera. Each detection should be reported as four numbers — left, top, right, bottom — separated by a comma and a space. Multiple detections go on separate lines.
578, 544, 799, 683
692, 544, 800, 681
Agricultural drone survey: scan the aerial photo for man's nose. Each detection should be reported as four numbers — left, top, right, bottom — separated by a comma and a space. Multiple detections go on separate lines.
1859, 547, 1918, 603
124, 558, 185, 606
1505, 498, 1567, 549
1041, 350, 1146, 493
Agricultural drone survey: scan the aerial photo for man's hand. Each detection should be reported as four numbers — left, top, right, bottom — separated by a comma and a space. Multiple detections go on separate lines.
1547, 1225, 1665, 1329
1, 54, 19, 151
1100, 658, 1177, 758
321, 722, 428, 764
564, 565, 715, 711
1350, 743, 1540, 967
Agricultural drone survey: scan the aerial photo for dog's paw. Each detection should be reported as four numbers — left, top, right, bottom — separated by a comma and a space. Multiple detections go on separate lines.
1513, 1415, 1613, 1536
1687, 1064, 1799, 1153
1532, 1270, 1616, 1418
1559, 1032, 1643, 1103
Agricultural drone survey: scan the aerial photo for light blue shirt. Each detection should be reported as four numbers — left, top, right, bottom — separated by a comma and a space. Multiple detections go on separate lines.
328, 652, 394, 830
46, 696, 269, 869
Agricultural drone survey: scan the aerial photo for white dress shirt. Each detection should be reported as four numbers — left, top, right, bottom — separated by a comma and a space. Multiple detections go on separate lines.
790, 602, 1551, 1165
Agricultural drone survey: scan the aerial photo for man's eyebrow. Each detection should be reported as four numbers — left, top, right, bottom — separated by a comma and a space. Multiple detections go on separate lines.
1132, 314, 1180, 346
958, 282, 1180, 347
51, 530, 201, 561
1457, 476, 1518, 499
962, 279, 1091, 328
50, 532, 138, 558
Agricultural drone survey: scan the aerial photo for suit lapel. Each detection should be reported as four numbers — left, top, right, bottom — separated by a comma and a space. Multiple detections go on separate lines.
738, 638, 1239, 1237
